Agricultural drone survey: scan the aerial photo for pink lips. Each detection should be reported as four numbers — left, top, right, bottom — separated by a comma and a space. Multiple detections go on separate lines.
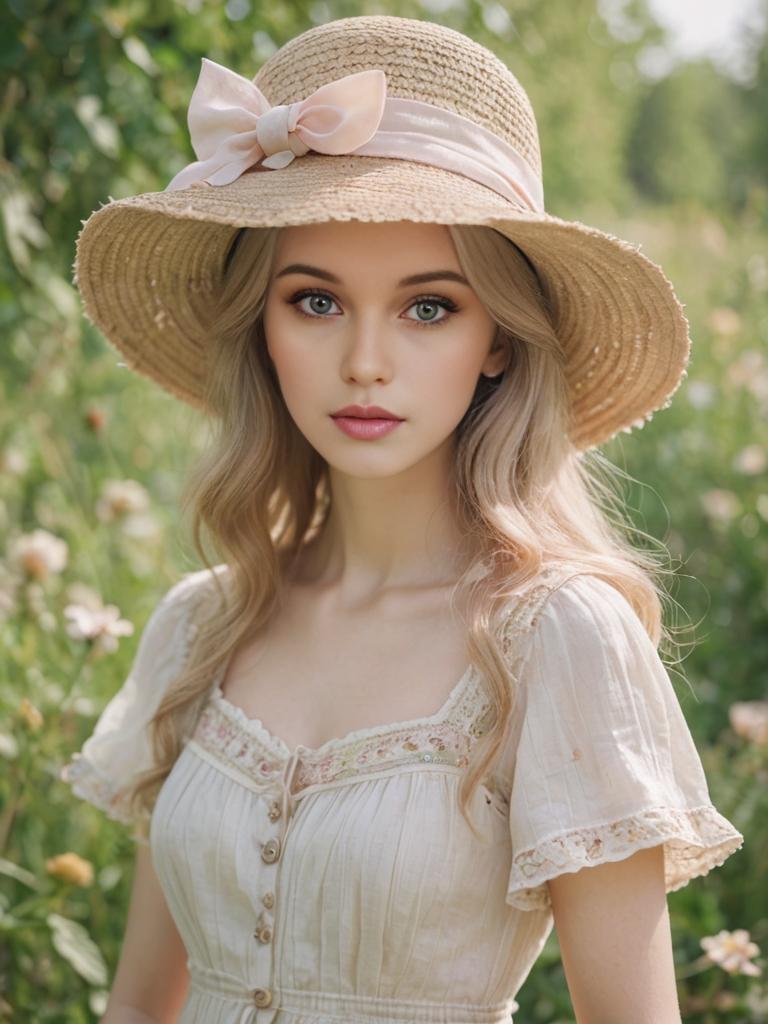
331, 404, 402, 420
331, 416, 403, 440
330, 403, 405, 441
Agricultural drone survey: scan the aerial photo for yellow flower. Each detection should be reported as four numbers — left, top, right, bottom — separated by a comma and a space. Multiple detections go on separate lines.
19, 698, 43, 732
45, 852, 94, 887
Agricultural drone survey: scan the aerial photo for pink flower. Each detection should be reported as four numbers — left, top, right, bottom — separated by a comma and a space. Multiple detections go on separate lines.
9, 530, 68, 581
63, 602, 134, 653
729, 701, 768, 745
701, 928, 762, 976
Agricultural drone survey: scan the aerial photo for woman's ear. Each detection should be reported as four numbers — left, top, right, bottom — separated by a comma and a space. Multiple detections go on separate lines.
481, 331, 507, 379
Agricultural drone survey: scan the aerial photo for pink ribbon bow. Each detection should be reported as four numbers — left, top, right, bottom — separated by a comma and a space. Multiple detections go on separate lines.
165, 59, 387, 191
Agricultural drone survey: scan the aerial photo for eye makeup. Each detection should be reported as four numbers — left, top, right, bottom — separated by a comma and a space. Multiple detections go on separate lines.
286, 289, 461, 329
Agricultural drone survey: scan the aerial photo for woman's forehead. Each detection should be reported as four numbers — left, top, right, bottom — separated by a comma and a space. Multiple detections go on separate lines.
276, 220, 455, 254
273, 221, 462, 280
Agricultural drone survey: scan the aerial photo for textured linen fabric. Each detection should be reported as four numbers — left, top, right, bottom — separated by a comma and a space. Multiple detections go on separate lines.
60, 563, 744, 1023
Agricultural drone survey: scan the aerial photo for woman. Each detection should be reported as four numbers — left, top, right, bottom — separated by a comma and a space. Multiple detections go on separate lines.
61, 14, 744, 1024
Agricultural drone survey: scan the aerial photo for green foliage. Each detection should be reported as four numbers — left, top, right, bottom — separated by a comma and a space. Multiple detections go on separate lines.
1, 0, 767, 1020
47, 913, 109, 987
627, 61, 753, 208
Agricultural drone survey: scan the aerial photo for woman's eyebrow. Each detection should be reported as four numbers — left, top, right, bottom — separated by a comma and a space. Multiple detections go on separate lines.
273, 263, 470, 287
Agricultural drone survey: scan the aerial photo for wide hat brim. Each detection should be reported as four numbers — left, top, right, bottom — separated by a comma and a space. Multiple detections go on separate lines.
73, 154, 690, 452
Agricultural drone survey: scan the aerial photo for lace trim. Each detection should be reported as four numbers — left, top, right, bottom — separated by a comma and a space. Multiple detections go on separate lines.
506, 804, 745, 911
192, 703, 286, 779
497, 565, 591, 669
299, 731, 472, 788
192, 694, 486, 789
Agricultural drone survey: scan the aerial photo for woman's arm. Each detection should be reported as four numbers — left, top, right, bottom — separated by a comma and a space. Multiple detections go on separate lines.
100, 843, 190, 1024
549, 844, 683, 1024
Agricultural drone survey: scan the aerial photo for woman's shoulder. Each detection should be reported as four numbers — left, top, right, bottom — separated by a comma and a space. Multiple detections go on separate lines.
516, 568, 664, 698
499, 563, 651, 664
155, 562, 231, 615
498, 560, 617, 630
137, 563, 232, 652
533, 569, 653, 653
536, 568, 636, 623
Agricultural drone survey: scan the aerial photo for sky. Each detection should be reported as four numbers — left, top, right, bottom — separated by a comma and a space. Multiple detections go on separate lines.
643, 0, 766, 82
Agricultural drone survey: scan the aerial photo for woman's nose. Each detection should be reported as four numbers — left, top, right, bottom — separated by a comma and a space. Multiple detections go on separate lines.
340, 323, 393, 384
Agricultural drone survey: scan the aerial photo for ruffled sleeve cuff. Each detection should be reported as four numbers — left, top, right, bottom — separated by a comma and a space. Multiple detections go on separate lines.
60, 752, 144, 826
59, 753, 152, 845
506, 802, 744, 912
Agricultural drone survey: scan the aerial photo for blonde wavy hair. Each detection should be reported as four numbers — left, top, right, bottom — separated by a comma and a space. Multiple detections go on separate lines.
127, 222, 687, 841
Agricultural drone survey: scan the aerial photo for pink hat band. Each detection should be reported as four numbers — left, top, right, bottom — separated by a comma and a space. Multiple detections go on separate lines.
164, 60, 545, 213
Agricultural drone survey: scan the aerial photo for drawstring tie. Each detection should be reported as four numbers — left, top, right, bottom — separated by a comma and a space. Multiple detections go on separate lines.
279, 746, 304, 823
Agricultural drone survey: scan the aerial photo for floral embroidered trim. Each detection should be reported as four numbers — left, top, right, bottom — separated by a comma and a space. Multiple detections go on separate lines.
193, 703, 286, 778
497, 564, 586, 672
193, 678, 487, 790
506, 803, 745, 911
296, 730, 471, 788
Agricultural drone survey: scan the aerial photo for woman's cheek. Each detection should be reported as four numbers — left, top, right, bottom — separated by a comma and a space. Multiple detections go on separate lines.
265, 325, 318, 397
442, 356, 485, 412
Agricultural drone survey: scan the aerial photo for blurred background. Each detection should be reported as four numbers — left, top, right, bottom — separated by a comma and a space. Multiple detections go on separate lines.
1, 0, 767, 1019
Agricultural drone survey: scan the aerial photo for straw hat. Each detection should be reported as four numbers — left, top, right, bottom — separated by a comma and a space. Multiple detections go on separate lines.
72, 14, 691, 452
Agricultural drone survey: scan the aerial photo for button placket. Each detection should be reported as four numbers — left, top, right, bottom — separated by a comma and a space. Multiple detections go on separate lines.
253, 909, 273, 944
252, 745, 305, 1016
267, 799, 282, 822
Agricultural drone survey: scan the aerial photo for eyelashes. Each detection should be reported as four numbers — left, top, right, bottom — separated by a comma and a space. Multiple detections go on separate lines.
286, 289, 460, 329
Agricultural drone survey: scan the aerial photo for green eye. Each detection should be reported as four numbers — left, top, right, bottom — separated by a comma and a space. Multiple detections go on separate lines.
288, 290, 460, 329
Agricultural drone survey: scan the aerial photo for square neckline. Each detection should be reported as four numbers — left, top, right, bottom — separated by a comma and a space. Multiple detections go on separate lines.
198, 560, 571, 763
209, 658, 479, 761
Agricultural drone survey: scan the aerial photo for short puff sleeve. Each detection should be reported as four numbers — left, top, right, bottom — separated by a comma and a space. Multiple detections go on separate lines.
505, 573, 744, 912
59, 567, 220, 843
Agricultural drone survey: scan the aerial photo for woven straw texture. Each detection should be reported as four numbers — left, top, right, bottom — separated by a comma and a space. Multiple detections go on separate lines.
72, 14, 691, 452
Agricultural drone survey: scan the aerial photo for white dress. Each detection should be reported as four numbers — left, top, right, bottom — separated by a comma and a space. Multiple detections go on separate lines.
60, 562, 744, 1023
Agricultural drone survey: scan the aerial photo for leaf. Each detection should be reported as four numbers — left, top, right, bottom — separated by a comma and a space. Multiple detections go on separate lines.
97, 864, 122, 891
47, 912, 108, 986
0, 187, 50, 272
37, 270, 80, 321
74, 96, 120, 159
0, 911, 20, 931
89, 990, 110, 1016
0, 732, 19, 759
0, 857, 40, 890
122, 35, 159, 76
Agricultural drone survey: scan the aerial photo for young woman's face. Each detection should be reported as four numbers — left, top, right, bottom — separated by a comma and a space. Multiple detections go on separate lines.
263, 220, 505, 477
